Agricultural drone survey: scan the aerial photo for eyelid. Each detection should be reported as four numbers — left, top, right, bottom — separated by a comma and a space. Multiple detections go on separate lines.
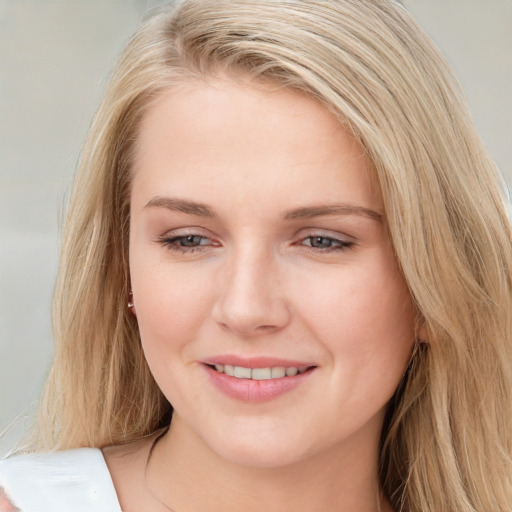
158, 225, 216, 239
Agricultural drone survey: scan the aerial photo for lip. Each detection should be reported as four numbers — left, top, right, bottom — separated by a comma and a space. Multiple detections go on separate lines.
201, 356, 317, 403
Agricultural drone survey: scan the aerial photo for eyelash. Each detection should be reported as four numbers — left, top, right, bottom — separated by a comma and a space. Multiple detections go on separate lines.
157, 233, 354, 254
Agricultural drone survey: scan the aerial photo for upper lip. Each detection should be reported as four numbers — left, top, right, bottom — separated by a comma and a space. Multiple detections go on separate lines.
201, 355, 317, 369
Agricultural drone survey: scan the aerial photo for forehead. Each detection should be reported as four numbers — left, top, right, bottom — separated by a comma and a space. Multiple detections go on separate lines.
130, 78, 381, 215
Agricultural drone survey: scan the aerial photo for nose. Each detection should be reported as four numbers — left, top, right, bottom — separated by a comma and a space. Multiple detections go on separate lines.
212, 247, 291, 338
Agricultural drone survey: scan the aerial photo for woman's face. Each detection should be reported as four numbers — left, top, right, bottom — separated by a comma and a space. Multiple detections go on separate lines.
129, 79, 415, 468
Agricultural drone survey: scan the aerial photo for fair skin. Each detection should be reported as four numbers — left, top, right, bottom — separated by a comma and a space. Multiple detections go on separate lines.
104, 78, 415, 512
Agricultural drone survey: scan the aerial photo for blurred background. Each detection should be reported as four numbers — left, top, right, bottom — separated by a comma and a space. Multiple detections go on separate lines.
1, 0, 511, 456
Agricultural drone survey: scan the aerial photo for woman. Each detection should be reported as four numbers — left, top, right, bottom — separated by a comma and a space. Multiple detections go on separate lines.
1, 0, 511, 510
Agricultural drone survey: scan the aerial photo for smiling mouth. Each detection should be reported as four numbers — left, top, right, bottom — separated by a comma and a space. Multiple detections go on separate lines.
208, 364, 313, 380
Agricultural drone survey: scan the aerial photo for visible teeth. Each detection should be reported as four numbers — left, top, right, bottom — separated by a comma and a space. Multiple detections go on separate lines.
251, 368, 272, 380
271, 366, 286, 378
213, 364, 308, 380
234, 366, 252, 379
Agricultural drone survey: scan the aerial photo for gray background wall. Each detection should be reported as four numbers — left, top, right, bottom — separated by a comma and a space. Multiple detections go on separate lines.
1, 0, 511, 456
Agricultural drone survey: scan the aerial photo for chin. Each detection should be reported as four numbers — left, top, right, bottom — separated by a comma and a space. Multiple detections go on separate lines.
207, 421, 316, 469
220, 442, 307, 469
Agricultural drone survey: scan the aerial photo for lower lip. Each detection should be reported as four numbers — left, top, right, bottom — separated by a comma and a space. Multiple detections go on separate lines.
203, 365, 315, 403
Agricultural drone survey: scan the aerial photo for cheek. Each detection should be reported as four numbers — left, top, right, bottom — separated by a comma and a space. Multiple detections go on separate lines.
130, 256, 214, 362
296, 261, 413, 338
292, 255, 414, 381
131, 266, 215, 406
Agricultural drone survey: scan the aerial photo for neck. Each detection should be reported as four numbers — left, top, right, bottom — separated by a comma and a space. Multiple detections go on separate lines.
146, 416, 390, 512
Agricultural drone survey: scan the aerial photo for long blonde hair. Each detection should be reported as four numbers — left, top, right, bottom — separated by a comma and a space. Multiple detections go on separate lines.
34, 1, 512, 510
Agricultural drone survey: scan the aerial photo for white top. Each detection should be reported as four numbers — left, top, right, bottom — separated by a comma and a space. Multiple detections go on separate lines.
0, 448, 121, 512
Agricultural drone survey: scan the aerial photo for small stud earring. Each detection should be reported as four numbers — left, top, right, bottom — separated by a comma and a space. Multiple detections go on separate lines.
128, 291, 136, 314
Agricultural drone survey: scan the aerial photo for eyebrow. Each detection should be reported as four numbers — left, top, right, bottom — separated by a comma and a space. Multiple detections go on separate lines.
144, 196, 382, 222
145, 196, 215, 217
284, 204, 382, 222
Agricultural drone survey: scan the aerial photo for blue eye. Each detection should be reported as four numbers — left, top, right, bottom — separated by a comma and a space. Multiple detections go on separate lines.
175, 235, 208, 247
159, 234, 213, 252
302, 236, 353, 251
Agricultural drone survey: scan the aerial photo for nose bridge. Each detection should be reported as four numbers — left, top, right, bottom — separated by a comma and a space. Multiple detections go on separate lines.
213, 240, 289, 336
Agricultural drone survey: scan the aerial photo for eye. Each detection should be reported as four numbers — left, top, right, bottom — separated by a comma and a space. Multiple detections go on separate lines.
301, 235, 353, 251
174, 235, 209, 247
158, 233, 217, 253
